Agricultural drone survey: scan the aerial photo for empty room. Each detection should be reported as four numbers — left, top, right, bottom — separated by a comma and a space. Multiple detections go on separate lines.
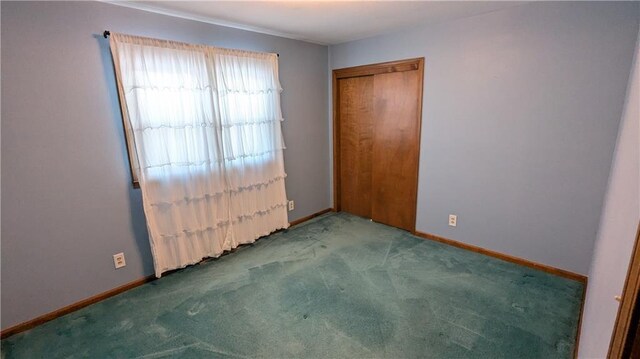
1, 1, 639, 358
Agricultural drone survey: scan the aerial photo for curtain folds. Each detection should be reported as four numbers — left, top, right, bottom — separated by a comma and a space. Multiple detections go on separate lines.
109, 33, 289, 277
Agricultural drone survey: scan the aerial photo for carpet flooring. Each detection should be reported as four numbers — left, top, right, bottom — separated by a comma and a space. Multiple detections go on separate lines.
1, 212, 584, 358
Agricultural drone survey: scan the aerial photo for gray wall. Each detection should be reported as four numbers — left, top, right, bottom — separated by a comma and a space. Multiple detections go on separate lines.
579, 31, 640, 359
330, 1, 639, 275
1, 1, 329, 330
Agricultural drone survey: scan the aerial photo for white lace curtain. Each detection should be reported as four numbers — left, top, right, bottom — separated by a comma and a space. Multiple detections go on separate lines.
109, 33, 289, 277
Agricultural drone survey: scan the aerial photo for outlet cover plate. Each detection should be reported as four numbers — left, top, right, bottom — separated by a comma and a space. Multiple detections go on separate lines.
113, 252, 126, 269
448, 214, 457, 227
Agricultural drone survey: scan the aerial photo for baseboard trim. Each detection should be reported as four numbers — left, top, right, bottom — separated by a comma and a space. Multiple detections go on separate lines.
2, 208, 335, 340
413, 230, 587, 358
414, 231, 587, 283
289, 208, 333, 227
572, 277, 588, 359
1, 275, 155, 339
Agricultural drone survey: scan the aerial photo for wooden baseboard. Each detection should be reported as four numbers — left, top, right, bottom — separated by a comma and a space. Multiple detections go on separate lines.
289, 208, 333, 227
413, 231, 587, 358
414, 231, 587, 283
1, 208, 336, 340
1, 275, 155, 339
573, 277, 588, 359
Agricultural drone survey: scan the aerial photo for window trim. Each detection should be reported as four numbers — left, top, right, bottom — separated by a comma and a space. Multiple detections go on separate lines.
109, 38, 140, 188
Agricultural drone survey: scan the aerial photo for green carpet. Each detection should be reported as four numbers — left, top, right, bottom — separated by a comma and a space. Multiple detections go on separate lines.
1, 212, 584, 358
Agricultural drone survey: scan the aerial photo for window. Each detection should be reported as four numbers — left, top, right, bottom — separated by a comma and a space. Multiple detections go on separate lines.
108, 33, 289, 277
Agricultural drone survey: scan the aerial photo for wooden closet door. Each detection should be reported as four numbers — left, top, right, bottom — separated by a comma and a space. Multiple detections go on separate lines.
338, 76, 374, 218
371, 70, 421, 232
334, 58, 423, 232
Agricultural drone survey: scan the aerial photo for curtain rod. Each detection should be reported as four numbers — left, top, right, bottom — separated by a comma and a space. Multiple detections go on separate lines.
102, 31, 279, 57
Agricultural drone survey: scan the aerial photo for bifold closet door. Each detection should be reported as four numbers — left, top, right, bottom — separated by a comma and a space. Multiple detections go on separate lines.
338, 76, 374, 218
371, 70, 421, 232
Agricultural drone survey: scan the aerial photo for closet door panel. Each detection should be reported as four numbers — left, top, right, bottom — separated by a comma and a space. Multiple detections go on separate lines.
339, 76, 374, 218
371, 70, 421, 231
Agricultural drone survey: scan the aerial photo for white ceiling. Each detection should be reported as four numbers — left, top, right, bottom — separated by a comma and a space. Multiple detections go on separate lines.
110, 1, 526, 45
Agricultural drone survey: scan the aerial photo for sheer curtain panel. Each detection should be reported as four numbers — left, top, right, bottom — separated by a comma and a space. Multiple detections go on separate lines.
109, 33, 289, 277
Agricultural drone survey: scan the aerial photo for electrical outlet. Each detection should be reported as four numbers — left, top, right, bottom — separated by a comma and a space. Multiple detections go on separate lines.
448, 214, 457, 227
113, 252, 126, 269
288, 200, 295, 211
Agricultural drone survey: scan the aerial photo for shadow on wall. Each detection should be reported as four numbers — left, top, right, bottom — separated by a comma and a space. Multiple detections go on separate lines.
95, 33, 154, 275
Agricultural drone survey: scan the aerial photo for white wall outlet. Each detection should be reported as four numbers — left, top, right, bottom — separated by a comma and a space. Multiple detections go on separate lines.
448, 214, 457, 227
288, 200, 295, 211
113, 252, 126, 269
